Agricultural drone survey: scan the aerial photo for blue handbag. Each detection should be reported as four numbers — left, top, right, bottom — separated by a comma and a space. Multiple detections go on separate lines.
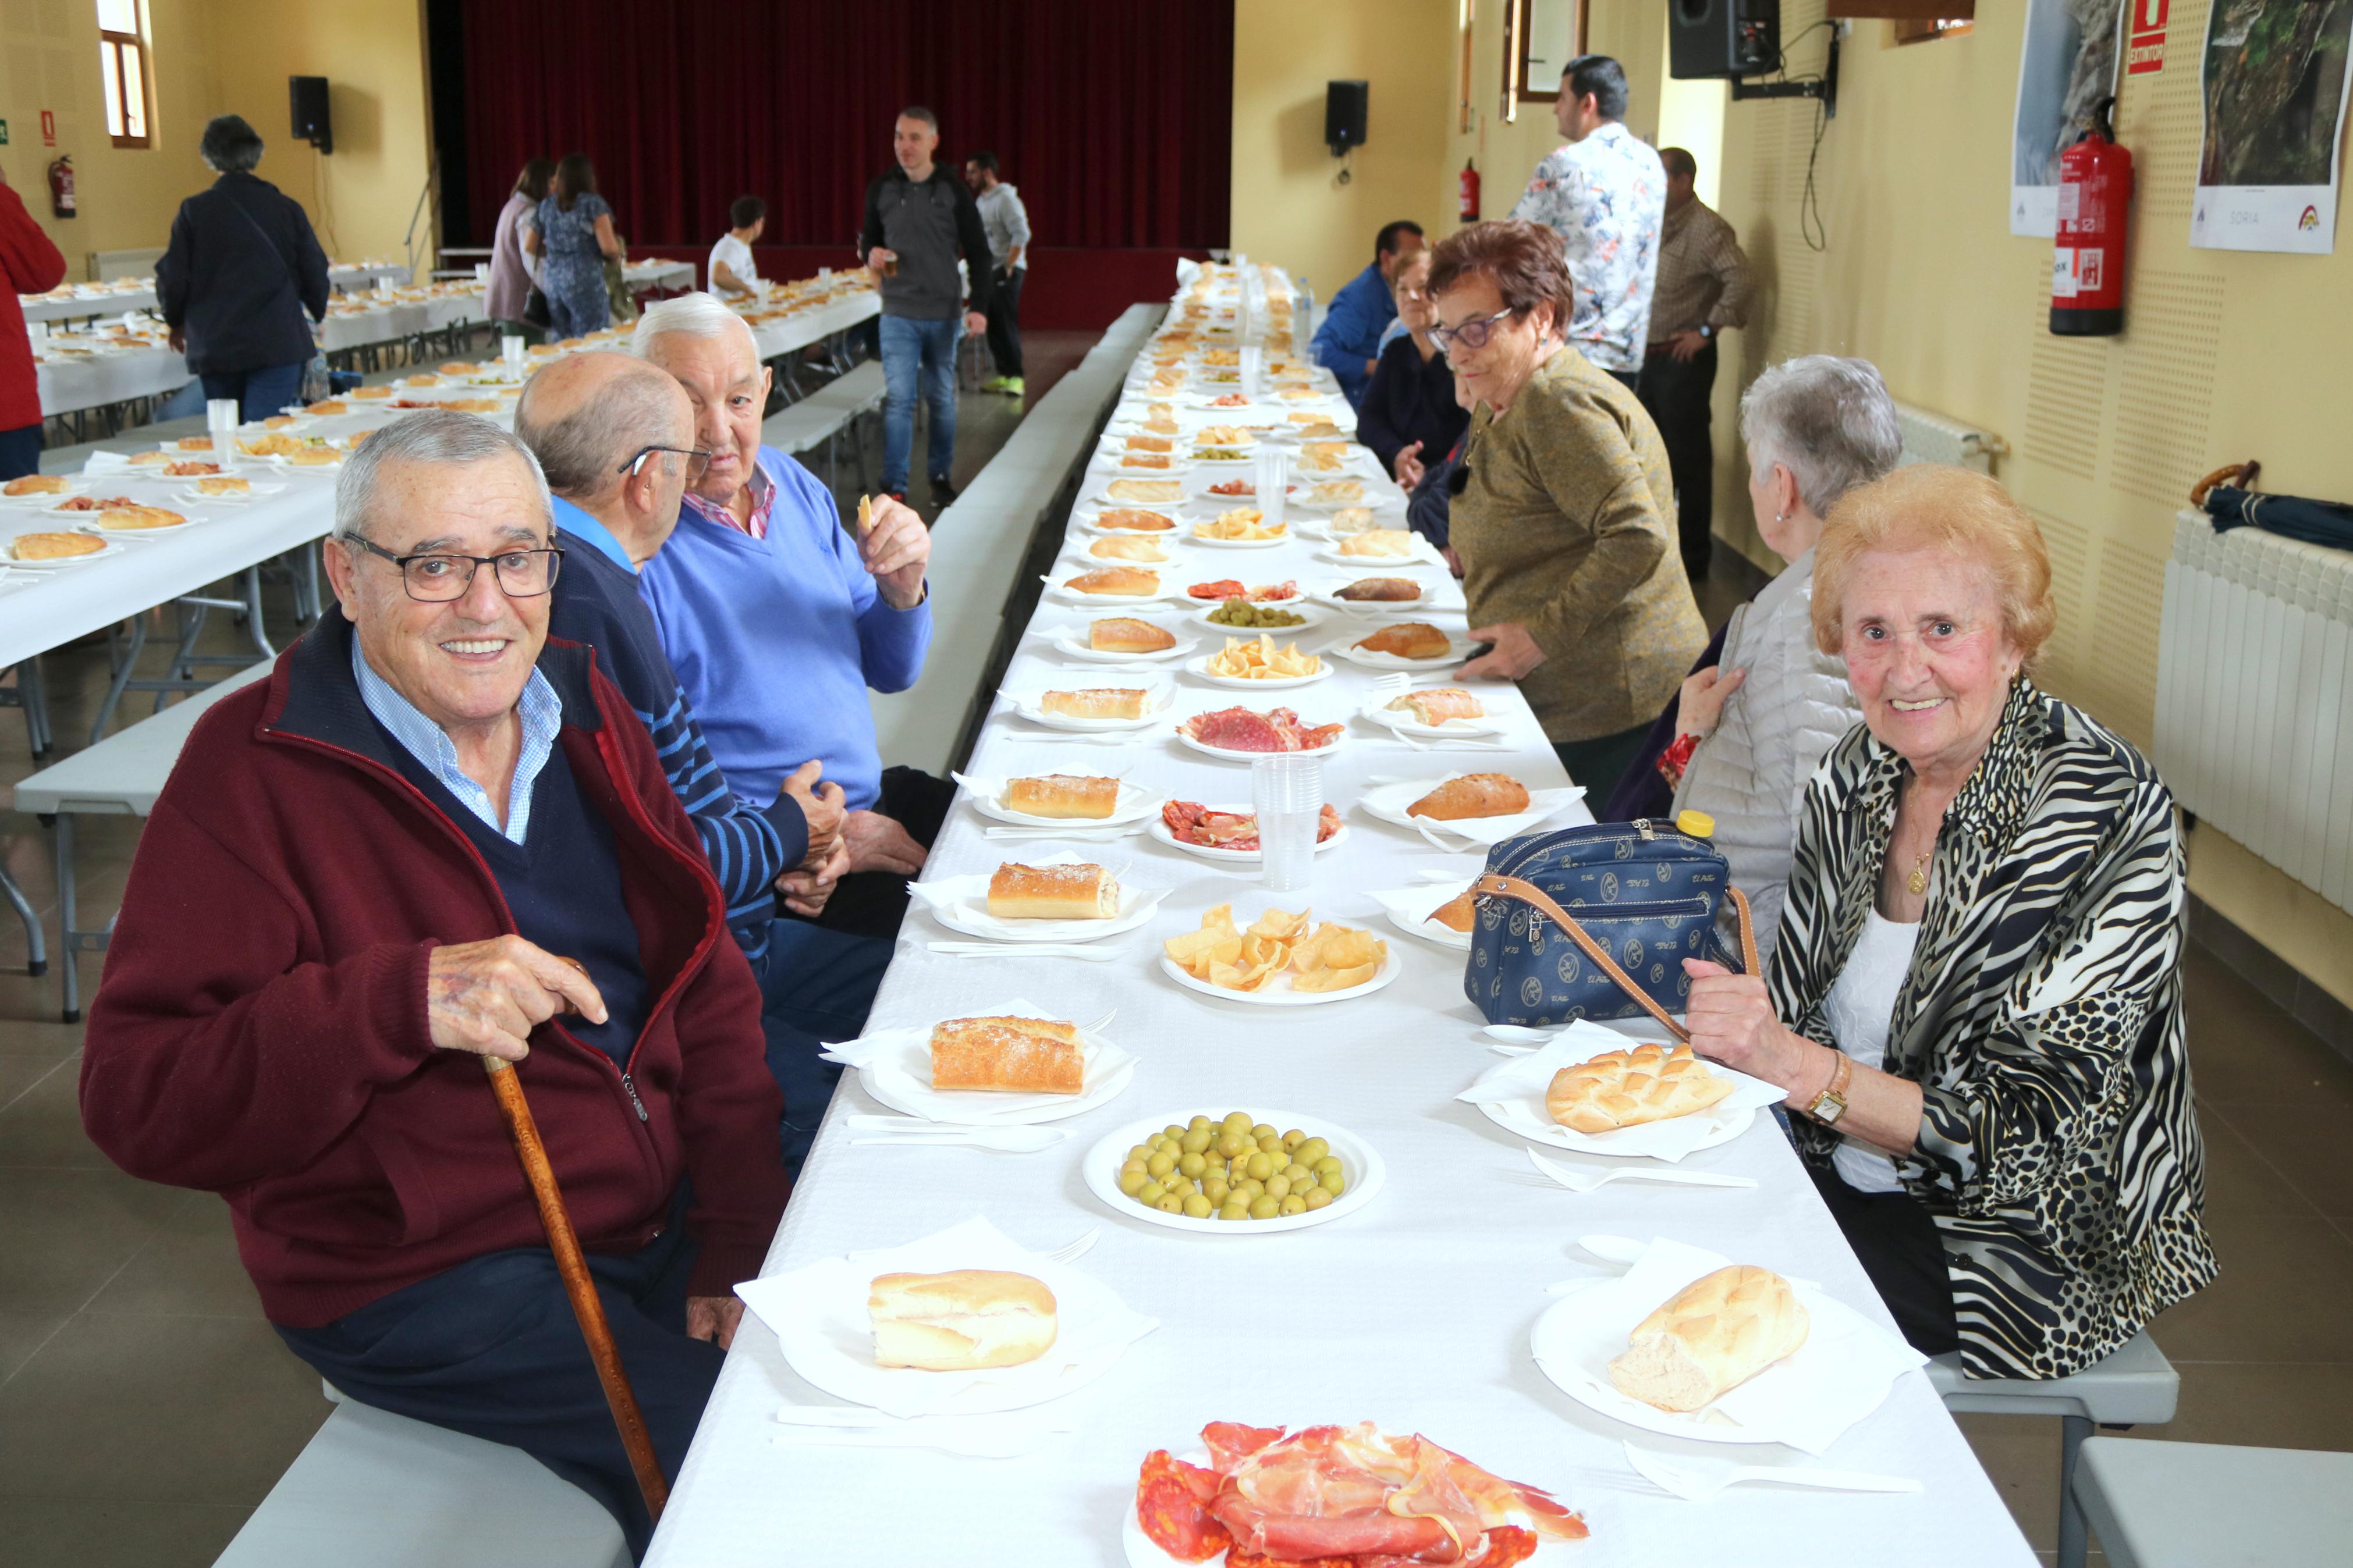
1463, 820, 1759, 1034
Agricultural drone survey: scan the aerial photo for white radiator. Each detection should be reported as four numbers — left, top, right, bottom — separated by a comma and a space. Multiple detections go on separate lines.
2156, 508, 2353, 912
1891, 399, 2005, 473
87, 246, 164, 282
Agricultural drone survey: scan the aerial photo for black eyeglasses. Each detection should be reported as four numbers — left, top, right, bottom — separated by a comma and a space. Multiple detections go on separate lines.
618, 445, 711, 481
346, 535, 565, 602
1427, 307, 1521, 355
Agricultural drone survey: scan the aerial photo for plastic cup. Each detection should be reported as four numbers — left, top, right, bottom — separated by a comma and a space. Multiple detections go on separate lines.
1251, 752, 1323, 892
1254, 448, 1288, 531
501, 335, 527, 378
207, 398, 240, 468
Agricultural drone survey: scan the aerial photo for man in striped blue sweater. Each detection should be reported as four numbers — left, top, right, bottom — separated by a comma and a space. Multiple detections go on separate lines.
518, 354, 857, 1171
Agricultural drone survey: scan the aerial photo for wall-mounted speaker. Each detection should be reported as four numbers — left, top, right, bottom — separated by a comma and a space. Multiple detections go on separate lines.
290, 76, 332, 154
1326, 80, 1369, 154
1669, 0, 1779, 79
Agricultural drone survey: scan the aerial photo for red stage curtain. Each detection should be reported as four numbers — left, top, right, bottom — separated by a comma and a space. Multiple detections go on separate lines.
459, 0, 1233, 254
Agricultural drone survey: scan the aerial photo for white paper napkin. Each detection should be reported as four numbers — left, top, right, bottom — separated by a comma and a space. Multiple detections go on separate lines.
1535, 1236, 1925, 1454
1458, 1021, 1786, 1161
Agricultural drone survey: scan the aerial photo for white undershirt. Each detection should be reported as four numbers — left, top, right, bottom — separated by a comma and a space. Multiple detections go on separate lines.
1820, 908, 1921, 1194
708, 233, 757, 296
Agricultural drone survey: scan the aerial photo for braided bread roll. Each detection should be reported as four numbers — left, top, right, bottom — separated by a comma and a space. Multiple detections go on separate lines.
1544, 1043, 1734, 1133
1607, 1264, 1811, 1411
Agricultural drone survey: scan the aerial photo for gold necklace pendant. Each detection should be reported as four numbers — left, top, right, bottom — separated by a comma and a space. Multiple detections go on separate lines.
1907, 849, 1932, 897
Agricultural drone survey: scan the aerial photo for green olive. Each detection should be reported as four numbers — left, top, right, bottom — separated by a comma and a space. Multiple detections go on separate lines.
1138, 1181, 1166, 1204
1147, 1151, 1176, 1178
1119, 1167, 1148, 1196
1303, 1185, 1334, 1210
1128, 1144, 1154, 1165
1314, 1155, 1343, 1180
1222, 1111, 1253, 1133
1180, 1128, 1213, 1155
1251, 1124, 1277, 1144
1183, 1193, 1214, 1218
1248, 1195, 1280, 1219
1234, 1178, 1264, 1203
1296, 1138, 1330, 1165
1282, 1129, 1308, 1151
1163, 1124, 1187, 1142
1155, 1135, 1182, 1157
1265, 1173, 1293, 1200
1265, 1150, 1290, 1176
1319, 1171, 1346, 1197
1156, 1193, 1185, 1214
1257, 1135, 1284, 1157
1188, 1115, 1213, 1133
1218, 1201, 1251, 1221
1279, 1194, 1308, 1216
1245, 1151, 1274, 1181
1204, 1178, 1230, 1205
1179, 1151, 1207, 1178
1216, 1132, 1250, 1160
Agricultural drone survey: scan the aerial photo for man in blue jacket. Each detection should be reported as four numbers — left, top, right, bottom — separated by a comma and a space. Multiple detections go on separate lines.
1311, 219, 1423, 409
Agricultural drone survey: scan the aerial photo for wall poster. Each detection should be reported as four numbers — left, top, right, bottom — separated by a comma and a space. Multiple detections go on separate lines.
2013, 0, 2130, 236
2192, 0, 2353, 253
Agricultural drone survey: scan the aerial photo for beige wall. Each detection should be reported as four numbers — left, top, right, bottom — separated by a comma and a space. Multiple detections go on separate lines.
1229, 0, 1458, 307
0, 0, 432, 278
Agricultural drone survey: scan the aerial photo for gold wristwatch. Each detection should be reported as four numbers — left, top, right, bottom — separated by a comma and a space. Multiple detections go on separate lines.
1802, 1049, 1854, 1125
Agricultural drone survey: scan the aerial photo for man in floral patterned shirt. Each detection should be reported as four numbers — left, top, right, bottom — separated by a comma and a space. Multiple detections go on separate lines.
1508, 55, 1666, 388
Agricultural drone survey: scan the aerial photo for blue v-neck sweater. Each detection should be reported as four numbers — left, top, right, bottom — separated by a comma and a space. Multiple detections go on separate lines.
638, 447, 931, 813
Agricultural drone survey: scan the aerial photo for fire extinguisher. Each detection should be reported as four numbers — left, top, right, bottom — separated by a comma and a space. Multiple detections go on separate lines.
1459, 158, 1481, 224
47, 155, 76, 220
2050, 98, 2129, 336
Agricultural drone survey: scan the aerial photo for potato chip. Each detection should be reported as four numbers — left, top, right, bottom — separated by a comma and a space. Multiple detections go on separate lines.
1293, 960, 1378, 993
1204, 634, 1321, 680
1247, 907, 1310, 942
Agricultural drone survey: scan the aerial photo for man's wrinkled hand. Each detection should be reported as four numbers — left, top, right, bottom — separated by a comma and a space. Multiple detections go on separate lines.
778, 840, 851, 918
425, 935, 606, 1062
1667, 328, 1709, 363
779, 760, 846, 867
858, 494, 930, 609
843, 810, 928, 877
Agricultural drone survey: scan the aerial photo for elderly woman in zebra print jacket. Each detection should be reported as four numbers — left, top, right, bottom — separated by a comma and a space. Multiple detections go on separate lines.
1677, 463, 2216, 1379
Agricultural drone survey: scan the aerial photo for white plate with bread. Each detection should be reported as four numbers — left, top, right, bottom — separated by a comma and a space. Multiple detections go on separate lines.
1309, 576, 1465, 616
1064, 535, 1179, 570
1, 477, 92, 505
957, 773, 1161, 827
1359, 687, 1510, 738
1077, 506, 1183, 537
1042, 568, 1187, 607
854, 1010, 1139, 1126
909, 859, 1168, 944
1007, 682, 1176, 732
1326, 624, 1477, 670
1529, 1236, 1924, 1452
1459, 1024, 1783, 1162
1357, 774, 1585, 848
1147, 805, 1350, 863
1045, 618, 1199, 665
1081, 1108, 1386, 1235
1312, 533, 1446, 568
1, 529, 123, 567
738, 1216, 1158, 1418
1368, 883, 1476, 950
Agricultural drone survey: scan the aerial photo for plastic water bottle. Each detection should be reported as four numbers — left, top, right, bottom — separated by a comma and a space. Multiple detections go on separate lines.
1252, 752, 1323, 892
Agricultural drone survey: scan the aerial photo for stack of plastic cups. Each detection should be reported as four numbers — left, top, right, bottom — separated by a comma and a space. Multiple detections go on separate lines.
502, 335, 527, 381
1240, 344, 1264, 403
207, 399, 240, 472
1252, 752, 1323, 893
1254, 446, 1287, 533
474, 262, 491, 291
374, 275, 393, 300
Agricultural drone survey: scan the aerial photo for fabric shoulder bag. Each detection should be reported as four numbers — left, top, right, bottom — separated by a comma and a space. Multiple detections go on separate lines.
1464, 819, 1758, 1037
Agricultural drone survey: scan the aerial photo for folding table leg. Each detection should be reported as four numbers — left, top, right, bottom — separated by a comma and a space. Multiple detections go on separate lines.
55, 814, 83, 1023
2056, 1413, 2091, 1568
91, 618, 151, 746
1, 865, 44, 977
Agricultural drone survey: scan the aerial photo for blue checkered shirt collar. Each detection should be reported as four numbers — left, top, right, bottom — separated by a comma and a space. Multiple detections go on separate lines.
350, 634, 563, 845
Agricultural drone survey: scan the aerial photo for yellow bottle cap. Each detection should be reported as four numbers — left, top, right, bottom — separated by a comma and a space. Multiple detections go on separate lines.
1676, 809, 1716, 838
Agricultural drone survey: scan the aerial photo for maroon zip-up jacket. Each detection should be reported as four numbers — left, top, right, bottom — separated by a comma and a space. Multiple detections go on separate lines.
80, 611, 789, 1328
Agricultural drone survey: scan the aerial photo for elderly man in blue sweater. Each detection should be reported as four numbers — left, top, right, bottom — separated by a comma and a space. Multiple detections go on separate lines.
1310, 219, 1423, 409
631, 294, 939, 1157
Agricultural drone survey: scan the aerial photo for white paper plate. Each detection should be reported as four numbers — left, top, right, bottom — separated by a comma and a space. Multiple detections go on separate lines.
1326, 630, 1477, 670
1042, 574, 1186, 607
78, 509, 194, 534
1082, 1108, 1386, 1233
1183, 651, 1332, 691
1357, 776, 1584, 847
1078, 508, 1183, 536
1147, 810, 1349, 863
1, 532, 122, 566
858, 1021, 1138, 1126
1309, 578, 1456, 614
1090, 486, 1193, 511
1044, 621, 1199, 664
1111, 457, 1193, 477
742, 1219, 1156, 1419
911, 873, 1169, 944
1177, 583, 1307, 610
1190, 600, 1329, 634
1358, 691, 1510, 738
1314, 539, 1445, 568
1369, 884, 1475, 950
1172, 717, 1348, 763
1007, 684, 1176, 732
1, 481, 90, 504
1185, 526, 1291, 549
1289, 485, 1378, 512
1159, 947, 1401, 1008
959, 774, 1162, 827
1065, 539, 1180, 570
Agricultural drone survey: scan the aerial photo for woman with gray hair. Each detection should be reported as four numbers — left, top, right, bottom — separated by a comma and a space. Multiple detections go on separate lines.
1655, 354, 1903, 958
155, 114, 330, 421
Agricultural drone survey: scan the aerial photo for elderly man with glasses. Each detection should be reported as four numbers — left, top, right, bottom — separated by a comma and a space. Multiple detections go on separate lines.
79, 411, 788, 1560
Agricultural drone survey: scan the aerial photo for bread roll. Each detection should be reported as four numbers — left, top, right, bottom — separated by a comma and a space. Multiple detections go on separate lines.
1089, 618, 1177, 654
869, 1270, 1059, 1371
1408, 774, 1531, 820
1041, 688, 1149, 720
94, 507, 186, 531
1335, 576, 1422, 602
1088, 536, 1170, 564
193, 477, 251, 496
1065, 566, 1160, 597
10, 531, 105, 560
1355, 622, 1450, 660
986, 861, 1120, 919
1123, 453, 1173, 470
2, 474, 66, 495
1606, 1265, 1810, 1412
1124, 434, 1173, 453
1386, 688, 1485, 726
1002, 775, 1120, 819
928, 1016, 1085, 1094
1096, 508, 1175, 532
1545, 1042, 1734, 1133
1432, 890, 1477, 932
1338, 529, 1414, 558
1107, 479, 1184, 503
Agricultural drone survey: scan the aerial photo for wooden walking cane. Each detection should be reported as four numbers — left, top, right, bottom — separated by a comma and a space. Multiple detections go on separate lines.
480, 1053, 670, 1523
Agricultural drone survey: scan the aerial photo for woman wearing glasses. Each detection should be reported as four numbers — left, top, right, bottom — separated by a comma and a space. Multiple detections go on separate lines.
1429, 219, 1707, 797
1356, 249, 1468, 486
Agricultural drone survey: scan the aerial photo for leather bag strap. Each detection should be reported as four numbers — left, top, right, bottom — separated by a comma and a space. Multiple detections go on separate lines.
1474, 874, 1761, 1043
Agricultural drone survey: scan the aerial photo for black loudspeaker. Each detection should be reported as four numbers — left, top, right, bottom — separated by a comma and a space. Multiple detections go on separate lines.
1669, 0, 1779, 79
1326, 80, 1369, 154
290, 76, 332, 154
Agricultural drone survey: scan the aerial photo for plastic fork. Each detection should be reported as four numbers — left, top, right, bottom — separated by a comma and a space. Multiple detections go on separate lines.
1621, 1442, 1922, 1502
924, 942, 1124, 961
849, 1126, 1071, 1153
1527, 1148, 1756, 1193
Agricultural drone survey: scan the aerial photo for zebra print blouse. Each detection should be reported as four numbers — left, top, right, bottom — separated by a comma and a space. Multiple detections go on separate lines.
1769, 677, 2217, 1379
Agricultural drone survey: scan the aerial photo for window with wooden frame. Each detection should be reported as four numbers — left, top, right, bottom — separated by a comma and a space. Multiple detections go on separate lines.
1500, 0, 1586, 122
97, 0, 151, 148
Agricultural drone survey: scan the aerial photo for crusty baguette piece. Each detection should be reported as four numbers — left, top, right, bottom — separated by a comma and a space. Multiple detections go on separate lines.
1606, 1264, 1810, 1412
928, 1016, 1085, 1094
1431, 890, 1477, 932
10, 531, 106, 560
986, 861, 1120, 919
2, 474, 66, 495
869, 1270, 1059, 1371
1106, 479, 1184, 503
1355, 622, 1451, 660
1041, 687, 1149, 720
1002, 774, 1120, 819
1064, 566, 1160, 597
1123, 434, 1173, 453
1407, 773, 1531, 821
1386, 688, 1485, 725
1095, 508, 1175, 532
1088, 536, 1170, 563
1089, 618, 1177, 654
1337, 528, 1415, 558
1545, 1042, 1734, 1133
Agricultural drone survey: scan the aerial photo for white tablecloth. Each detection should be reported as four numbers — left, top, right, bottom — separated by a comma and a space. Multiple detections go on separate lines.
22, 286, 158, 323
746, 290, 880, 361
319, 294, 487, 353
642, 283, 2036, 1566
36, 346, 192, 418
624, 259, 697, 294
328, 262, 413, 291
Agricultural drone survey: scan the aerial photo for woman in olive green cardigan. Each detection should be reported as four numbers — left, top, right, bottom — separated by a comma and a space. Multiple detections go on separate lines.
1429, 219, 1707, 795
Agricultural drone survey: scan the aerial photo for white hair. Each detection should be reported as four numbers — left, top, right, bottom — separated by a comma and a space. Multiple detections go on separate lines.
1738, 355, 1904, 520
631, 291, 760, 368
332, 410, 552, 542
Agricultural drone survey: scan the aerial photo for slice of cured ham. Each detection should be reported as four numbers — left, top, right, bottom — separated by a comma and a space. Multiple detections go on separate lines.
1163, 802, 1343, 852
1181, 706, 1343, 753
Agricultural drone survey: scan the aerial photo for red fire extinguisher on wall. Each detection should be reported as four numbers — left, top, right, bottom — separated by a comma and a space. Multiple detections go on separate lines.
2050, 98, 2128, 336
47, 155, 76, 220
1459, 158, 1480, 224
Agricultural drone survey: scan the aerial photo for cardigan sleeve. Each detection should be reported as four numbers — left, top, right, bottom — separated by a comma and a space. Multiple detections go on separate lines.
1514, 386, 1673, 660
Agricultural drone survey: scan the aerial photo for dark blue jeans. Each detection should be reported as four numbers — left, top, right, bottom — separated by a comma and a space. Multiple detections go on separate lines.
275, 1190, 714, 1563
878, 312, 958, 491
0, 422, 40, 482
760, 918, 893, 1174
200, 361, 307, 424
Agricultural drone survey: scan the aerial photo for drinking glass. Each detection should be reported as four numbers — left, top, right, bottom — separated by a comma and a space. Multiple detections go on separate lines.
1252, 752, 1323, 892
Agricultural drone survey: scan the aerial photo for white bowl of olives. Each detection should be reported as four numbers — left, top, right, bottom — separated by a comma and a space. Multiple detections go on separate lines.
1081, 1108, 1386, 1235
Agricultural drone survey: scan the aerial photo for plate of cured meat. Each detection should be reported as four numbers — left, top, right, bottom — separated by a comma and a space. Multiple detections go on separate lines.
1174, 705, 1347, 762
1149, 801, 1349, 863
1126, 1422, 1587, 1567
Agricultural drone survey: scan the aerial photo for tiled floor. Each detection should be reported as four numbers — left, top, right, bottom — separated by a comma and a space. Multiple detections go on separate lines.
6, 400, 2351, 1563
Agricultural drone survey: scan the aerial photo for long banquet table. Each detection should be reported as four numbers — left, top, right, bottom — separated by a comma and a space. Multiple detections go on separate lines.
643, 271, 2036, 1566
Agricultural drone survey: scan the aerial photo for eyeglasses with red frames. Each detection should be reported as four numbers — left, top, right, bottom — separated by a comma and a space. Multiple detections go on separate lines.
1427, 307, 1521, 355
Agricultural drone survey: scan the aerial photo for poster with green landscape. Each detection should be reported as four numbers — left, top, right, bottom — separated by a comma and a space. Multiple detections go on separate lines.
2193, 0, 2353, 252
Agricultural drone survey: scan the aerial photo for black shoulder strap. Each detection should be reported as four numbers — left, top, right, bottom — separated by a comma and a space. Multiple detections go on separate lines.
225, 190, 298, 302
